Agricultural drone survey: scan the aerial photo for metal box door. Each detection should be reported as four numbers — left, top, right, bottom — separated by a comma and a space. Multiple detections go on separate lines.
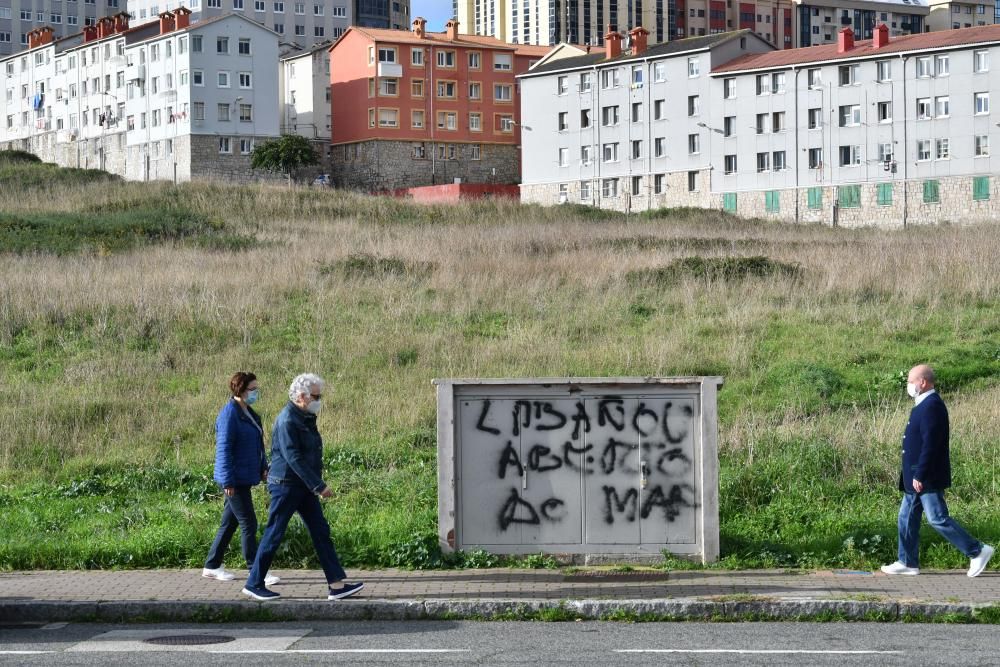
584, 397, 642, 544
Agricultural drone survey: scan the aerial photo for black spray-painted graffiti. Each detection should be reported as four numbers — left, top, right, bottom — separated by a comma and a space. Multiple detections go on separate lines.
476, 399, 698, 532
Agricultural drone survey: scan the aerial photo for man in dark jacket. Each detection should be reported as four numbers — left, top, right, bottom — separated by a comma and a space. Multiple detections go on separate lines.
881, 365, 993, 577
242, 373, 364, 601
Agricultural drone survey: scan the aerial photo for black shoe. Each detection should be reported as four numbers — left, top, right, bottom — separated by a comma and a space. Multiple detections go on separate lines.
242, 585, 280, 601
328, 581, 364, 600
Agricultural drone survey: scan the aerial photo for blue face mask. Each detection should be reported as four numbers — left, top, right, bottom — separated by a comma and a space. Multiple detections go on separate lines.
245, 389, 259, 405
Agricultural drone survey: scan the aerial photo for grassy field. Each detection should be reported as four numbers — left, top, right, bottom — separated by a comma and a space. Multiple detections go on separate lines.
1, 152, 998, 571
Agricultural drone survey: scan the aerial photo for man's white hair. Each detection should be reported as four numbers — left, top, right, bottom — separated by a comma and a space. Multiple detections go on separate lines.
288, 373, 324, 402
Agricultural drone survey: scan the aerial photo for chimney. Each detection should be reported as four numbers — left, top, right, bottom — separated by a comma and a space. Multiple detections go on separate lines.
445, 18, 459, 41
83, 25, 99, 43
412, 16, 427, 39
113, 11, 130, 33
158, 11, 176, 35
837, 27, 854, 53
173, 6, 192, 30
37, 26, 55, 46
27, 29, 39, 49
605, 25, 622, 59
629, 26, 649, 55
98, 16, 114, 39
873, 22, 889, 49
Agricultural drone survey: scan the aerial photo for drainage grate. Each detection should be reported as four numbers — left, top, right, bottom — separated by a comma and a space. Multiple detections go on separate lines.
143, 635, 237, 646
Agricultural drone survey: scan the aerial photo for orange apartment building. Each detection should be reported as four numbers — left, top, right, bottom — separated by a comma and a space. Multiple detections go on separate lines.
328, 18, 548, 191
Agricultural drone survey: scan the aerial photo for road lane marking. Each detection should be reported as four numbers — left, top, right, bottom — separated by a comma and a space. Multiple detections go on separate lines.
618, 649, 902, 655
210, 649, 471, 654
0, 651, 57, 655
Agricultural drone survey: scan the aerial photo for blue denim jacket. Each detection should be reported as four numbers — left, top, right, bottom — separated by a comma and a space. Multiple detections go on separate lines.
213, 399, 267, 488
268, 401, 327, 493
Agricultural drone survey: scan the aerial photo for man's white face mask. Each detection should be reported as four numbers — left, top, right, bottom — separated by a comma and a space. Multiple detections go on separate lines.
907, 382, 920, 399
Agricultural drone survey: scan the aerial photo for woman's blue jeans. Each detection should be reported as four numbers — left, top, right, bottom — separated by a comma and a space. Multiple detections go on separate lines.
897, 490, 983, 568
205, 485, 258, 569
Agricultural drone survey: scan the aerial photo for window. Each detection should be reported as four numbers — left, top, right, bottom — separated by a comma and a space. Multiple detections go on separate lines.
756, 152, 770, 172
437, 81, 456, 98
687, 95, 699, 116
838, 104, 860, 127
723, 116, 735, 137
313, 3, 323, 14
602, 143, 618, 162
877, 183, 893, 207
579, 72, 592, 92
378, 108, 398, 127
917, 140, 931, 161
976, 135, 990, 156
601, 105, 619, 126
878, 143, 893, 163
655, 138, 665, 158
916, 98, 931, 120
581, 180, 592, 201
411, 110, 424, 128
557, 75, 568, 95
631, 102, 643, 123
688, 134, 700, 155
935, 96, 950, 118
877, 101, 892, 123
973, 176, 990, 201
581, 145, 593, 165
468, 51, 481, 69
975, 92, 990, 114
379, 78, 398, 95
688, 171, 698, 192
838, 185, 861, 208
470, 145, 481, 160
558, 111, 568, 131
558, 147, 569, 167
722, 192, 737, 212
655, 175, 666, 195
601, 69, 619, 89
497, 115, 513, 132
773, 151, 786, 171
411, 48, 424, 66
631, 66, 643, 86
807, 187, 823, 210
602, 178, 618, 198
808, 108, 822, 129
724, 78, 735, 98
877, 60, 891, 82
916, 56, 932, 78
467, 82, 481, 99
580, 109, 591, 128
494, 84, 512, 102
412, 79, 424, 97
771, 72, 786, 94
378, 47, 397, 63
239, 104, 253, 122
218, 103, 230, 121
756, 113, 767, 134
493, 53, 512, 70
217, 36, 229, 54
724, 155, 737, 174
436, 111, 457, 130
807, 68, 822, 89
631, 176, 642, 196
935, 55, 949, 76
653, 99, 664, 120
687, 57, 700, 77
923, 180, 940, 203
755, 74, 770, 96
839, 145, 861, 166
436, 50, 455, 67
653, 62, 666, 82
765, 191, 780, 213
936, 138, 950, 160
218, 71, 230, 87
838, 64, 858, 86
975, 50, 989, 73
193, 102, 205, 120
219, 137, 231, 154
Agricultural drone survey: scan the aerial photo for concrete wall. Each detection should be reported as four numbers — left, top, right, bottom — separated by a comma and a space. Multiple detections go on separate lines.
435, 378, 722, 564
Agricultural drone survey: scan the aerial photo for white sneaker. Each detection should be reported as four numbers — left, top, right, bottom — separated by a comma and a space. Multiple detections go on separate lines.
202, 566, 236, 581
880, 561, 920, 576
968, 544, 994, 578
264, 572, 281, 586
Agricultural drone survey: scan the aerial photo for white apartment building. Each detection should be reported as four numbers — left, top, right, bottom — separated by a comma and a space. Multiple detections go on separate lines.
926, 0, 995, 31
1, 10, 280, 181
520, 24, 1000, 227
0, 0, 125, 58
279, 38, 329, 139
124, 0, 410, 49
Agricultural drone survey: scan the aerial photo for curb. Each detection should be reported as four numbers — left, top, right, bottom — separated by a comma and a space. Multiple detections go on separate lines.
0, 598, 993, 623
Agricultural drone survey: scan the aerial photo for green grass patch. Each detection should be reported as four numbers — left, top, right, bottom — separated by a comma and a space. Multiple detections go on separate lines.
627, 255, 803, 287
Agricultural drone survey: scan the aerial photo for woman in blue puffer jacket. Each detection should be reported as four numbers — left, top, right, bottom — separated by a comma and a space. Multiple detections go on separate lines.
202, 372, 278, 585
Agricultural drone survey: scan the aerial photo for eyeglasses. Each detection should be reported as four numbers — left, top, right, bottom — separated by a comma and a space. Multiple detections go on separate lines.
310, 393, 322, 400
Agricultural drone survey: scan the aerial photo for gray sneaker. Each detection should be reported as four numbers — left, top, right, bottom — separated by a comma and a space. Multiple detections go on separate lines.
880, 561, 919, 576
969, 545, 994, 578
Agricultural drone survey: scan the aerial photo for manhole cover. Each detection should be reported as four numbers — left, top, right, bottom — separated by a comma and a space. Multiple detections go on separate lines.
143, 635, 236, 646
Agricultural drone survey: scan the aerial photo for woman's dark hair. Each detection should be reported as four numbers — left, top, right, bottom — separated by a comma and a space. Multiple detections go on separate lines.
229, 372, 257, 397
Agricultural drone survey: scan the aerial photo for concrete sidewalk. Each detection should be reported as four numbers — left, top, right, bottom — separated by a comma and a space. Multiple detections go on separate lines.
2, 568, 999, 623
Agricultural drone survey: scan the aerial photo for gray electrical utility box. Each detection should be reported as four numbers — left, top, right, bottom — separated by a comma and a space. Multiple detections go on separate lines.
434, 377, 723, 564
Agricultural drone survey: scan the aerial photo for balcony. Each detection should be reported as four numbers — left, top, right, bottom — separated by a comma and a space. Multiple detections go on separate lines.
377, 62, 402, 78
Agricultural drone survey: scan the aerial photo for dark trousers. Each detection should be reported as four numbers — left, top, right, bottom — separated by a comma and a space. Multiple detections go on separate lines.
247, 481, 346, 589
205, 485, 258, 569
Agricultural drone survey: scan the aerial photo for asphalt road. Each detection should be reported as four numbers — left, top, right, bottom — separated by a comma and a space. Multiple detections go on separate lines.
2, 620, 997, 665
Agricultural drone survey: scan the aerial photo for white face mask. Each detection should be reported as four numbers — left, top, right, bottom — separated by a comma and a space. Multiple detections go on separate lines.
906, 382, 920, 399
306, 399, 322, 415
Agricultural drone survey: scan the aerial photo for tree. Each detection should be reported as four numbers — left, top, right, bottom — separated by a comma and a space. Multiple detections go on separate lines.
250, 134, 319, 186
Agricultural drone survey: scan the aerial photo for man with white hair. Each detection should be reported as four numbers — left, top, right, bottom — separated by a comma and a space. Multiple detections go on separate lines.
242, 373, 364, 601
881, 364, 993, 578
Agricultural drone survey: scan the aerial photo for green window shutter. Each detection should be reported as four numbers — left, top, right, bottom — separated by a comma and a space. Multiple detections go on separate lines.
877, 183, 893, 206
765, 190, 780, 213
807, 187, 822, 210
923, 179, 940, 203
839, 185, 860, 208
973, 176, 990, 201
722, 192, 737, 212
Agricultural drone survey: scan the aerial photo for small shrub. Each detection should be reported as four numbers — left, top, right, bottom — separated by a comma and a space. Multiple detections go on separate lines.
387, 533, 442, 569
463, 311, 510, 339
626, 255, 803, 286
0, 150, 42, 164
393, 347, 419, 367
321, 253, 435, 279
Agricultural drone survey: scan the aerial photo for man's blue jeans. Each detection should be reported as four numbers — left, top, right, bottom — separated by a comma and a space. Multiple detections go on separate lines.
897, 490, 983, 568
205, 485, 258, 569
247, 481, 347, 589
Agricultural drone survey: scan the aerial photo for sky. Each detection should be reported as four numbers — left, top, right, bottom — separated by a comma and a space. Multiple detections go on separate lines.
411, 1, 454, 31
